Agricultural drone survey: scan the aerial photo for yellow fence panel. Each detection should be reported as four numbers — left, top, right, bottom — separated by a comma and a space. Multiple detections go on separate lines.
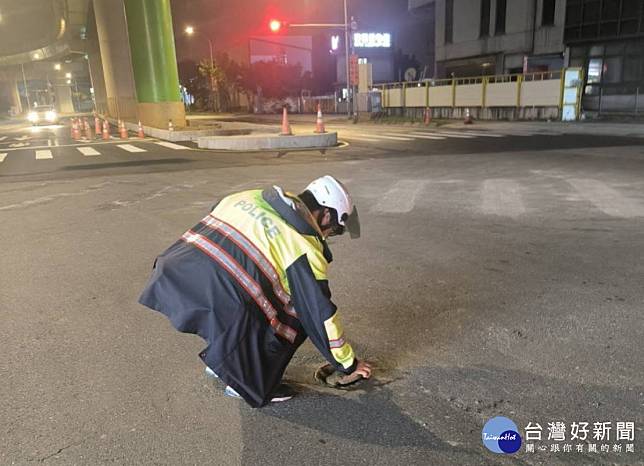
385, 87, 404, 107
455, 83, 483, 107
428, 86, 453, 107
520, 79, 561, 107
405, 85, 426, 107
486, 82, 519, 107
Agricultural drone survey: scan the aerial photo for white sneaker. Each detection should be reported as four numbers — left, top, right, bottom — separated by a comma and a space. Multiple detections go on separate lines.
204, 366, 219, 379
224, 384, 296, 402
224, 385, 242, 398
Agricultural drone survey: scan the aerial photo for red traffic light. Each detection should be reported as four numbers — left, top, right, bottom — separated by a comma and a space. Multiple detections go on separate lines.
269, 19, 282, 33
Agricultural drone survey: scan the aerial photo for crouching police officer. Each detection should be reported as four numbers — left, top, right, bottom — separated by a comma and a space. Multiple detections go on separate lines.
139, 175, 372, 407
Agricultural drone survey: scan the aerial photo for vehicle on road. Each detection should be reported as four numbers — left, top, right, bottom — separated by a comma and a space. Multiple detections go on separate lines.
27, 106, 58, 125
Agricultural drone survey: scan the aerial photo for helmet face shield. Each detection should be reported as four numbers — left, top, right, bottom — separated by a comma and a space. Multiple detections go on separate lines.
344, 206, 361, 239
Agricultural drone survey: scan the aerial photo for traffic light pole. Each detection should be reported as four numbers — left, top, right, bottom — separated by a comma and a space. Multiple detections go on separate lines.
284, 0, 353, 118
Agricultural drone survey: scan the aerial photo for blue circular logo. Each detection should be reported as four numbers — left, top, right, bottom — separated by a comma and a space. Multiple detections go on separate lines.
482, 416, 522, 454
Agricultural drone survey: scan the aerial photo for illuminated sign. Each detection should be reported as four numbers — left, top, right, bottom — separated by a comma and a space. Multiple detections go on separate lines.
353, 32, 391, 48
331, 35, 340, 51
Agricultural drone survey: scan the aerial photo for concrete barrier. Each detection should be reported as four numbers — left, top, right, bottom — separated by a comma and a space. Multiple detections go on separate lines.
197, 132, 338, 151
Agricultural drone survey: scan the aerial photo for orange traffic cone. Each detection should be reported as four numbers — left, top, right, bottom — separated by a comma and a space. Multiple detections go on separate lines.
464, 108, 473, 124
314, 103, 326, 133
168, 119, 174, 132
424, 107, 432, 126
137, 121, 145, 139
280, 106, 292, 136
119, 120, 128, 139
94, 116, 101, 137
102, 120, 110, 140
84, 118, 92, 139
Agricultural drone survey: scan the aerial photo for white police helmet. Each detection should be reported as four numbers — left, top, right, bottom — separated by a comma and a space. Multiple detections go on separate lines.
305, 175, 360, 238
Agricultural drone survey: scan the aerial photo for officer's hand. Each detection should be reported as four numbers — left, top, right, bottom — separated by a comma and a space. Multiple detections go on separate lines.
338, 360, 372, 385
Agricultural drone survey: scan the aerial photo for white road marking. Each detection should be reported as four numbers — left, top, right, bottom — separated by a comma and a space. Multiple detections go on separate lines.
0, 153, 6, 163
407, 132, 448, 140
117, 144, 147, 153
155, 141, 188, 150
434, 131, 475, 139
567, 178, 644, 218
357, 133, 415, 141
0, 138, 155, 152
347, 135, 381, 142
9, 142, 29, 148
481, 179, 526, 217
374, 179, 429, 213
382, 132, 440, 141
35, 150, 53, 160
77, 146, 101, 156
14, 135, 30, 141
0, 136, 7, 141
460, 131, 504, 138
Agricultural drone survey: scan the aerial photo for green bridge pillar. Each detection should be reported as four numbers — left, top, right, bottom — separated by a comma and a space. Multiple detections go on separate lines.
124, 0, 185, 128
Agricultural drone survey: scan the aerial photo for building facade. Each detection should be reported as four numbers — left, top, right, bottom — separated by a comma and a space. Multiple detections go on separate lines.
410, 0, 567, 77
410, 0, 644, 114
564, 0, 644, 114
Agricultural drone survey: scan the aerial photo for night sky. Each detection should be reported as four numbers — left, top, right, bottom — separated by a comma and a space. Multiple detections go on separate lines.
171, 0, 422, 64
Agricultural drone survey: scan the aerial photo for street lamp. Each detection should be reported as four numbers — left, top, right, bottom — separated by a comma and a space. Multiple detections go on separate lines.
54, 63, 61, 71
184, 25, 213, 69
185, 25, 216, 111
65, 72, 72, 79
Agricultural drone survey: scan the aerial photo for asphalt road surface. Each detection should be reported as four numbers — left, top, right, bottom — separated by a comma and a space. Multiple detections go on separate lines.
1, 118, 643, 465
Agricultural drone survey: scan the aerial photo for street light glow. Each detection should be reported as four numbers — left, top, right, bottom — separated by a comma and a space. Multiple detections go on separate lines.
269, 19, 282, 33
65, 72, 72, 78
33, 52, 41, 59
185, 26, 194, 35
54, 63, 61, 70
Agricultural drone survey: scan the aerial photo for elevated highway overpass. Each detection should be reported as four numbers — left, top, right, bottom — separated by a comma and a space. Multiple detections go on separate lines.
0, 0, 186, 128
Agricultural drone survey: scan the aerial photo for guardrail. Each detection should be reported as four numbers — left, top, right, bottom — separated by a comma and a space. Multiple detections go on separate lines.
376, 69, 568, 110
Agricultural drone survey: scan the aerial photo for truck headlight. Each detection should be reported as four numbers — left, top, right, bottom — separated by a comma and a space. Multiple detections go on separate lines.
28, 112, 39, 122
45, 110, 57, 122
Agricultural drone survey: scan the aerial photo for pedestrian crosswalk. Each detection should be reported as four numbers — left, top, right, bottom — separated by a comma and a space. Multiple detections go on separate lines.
35, 150, 53, 160
366, 176, 644, 219
343, 129, 534, 143
77, 146, 100, 156
155, 141, 189, 150
117, 144, 147, 153
0, 141, 190, 163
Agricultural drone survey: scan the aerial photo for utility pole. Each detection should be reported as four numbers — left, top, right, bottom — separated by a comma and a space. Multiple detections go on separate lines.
343, 0, 352, 118
21, 63, 31, 110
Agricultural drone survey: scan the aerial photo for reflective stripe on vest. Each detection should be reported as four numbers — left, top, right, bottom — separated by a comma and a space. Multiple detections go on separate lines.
182, 231, 297, 343
200, 215, 298, 318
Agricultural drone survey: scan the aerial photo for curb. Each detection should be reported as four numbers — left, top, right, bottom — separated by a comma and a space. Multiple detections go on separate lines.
197, 132, 338, 151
